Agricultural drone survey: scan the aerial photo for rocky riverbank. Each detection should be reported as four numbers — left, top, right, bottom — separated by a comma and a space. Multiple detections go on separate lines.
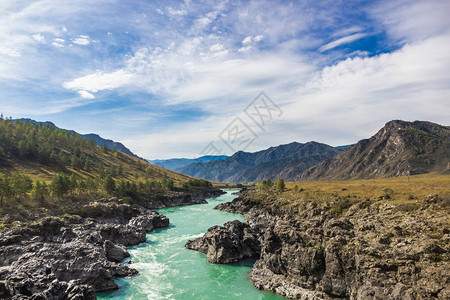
187, 190, 449, 299
0, 189, 224, 299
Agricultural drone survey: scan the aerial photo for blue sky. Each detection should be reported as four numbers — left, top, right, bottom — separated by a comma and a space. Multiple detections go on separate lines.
1, 0, 449, 159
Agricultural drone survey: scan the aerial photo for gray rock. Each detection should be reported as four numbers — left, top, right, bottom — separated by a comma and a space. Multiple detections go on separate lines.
186, 220, 260, 264
103, 240, 129, 263
0, 202, 171, 299
212, 191, 450, 299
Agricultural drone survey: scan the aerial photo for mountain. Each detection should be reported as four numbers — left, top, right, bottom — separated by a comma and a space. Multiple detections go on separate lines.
178, 142, 341, 183
148, 155, 229, 171
82, 133, 138, 158
14, 118, 139, 158
298, 120, 450, 180
0, 118, 194, 185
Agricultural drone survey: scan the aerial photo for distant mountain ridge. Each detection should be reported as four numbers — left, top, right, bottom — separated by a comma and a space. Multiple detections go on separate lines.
148, 155, 229, 171
178, 142, 342, 183
14, 118, 139, 158
298, 120, 450, 180
82, 133, 138, 158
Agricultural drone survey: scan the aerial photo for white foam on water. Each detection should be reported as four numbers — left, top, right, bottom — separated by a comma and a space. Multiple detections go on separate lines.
133, 260, 168, 277
161, 233, 205, 245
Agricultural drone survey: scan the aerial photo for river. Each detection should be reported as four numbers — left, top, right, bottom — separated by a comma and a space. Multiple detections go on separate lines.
97, 190, 285, 300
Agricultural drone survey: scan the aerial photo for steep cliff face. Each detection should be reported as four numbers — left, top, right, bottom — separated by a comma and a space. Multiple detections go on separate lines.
205, 190, 449, 299
298, 120, 450, 180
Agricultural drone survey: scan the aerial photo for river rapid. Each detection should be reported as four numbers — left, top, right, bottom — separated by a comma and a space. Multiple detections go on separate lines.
97, 190, 285, 300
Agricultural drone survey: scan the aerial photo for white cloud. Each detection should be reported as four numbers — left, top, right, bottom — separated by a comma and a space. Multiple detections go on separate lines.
210, 43, 223, 51
370, 0, 450, 42
242, 35, 264, 45
0, 46, 21, 57
121, 33, 450, 158
318, 33, 367, 52
242, 36, 253, 45
73, 35, 90, 45
253, 35, 263, 42
32, 33, 45, 43
167, 6, 186, 16
238, 46, 252, 53
51, 42, 64, 48
63, 42, 313, 107
331, 26, 363, 38
51, 38, 65, 48
63, 70, 134, 94
281, 34, 450, 143
78, 90, 95, 99
348, 50, 369, 57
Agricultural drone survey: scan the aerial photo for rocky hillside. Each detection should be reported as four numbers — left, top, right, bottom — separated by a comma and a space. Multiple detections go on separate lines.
148, 155, 229, 171
298, 120, 450, 180
188, 184, 450, 299
179, 142, 341, 183
0, 188, 223, 299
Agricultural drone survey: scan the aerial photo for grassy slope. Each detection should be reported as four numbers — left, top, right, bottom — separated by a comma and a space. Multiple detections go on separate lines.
0, 120, 192, 185
252, 174, 450, 212
4, 149, 193, 185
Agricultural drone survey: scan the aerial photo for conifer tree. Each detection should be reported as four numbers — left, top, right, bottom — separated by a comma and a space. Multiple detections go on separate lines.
277, 178, 285, 192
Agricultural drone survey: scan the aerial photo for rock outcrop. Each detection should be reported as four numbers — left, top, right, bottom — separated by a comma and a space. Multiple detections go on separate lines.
0, 200, 169, 299
208, 190, 450, 299
140, 189, 225, 209
186, 220, 260, 263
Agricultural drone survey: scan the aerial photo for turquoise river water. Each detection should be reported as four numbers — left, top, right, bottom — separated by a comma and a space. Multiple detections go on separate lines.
97, 190, 285, 300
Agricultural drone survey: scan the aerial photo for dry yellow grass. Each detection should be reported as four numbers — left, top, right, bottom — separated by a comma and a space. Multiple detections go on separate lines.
4, 148, 195, 186
283, 174, 450, 204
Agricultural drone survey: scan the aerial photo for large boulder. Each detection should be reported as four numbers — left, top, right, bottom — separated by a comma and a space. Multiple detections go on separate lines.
104, 240, 130, 263
186, 220, 260, 264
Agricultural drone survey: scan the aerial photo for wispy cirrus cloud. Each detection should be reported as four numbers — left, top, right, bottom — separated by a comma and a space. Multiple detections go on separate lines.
319, 33, 367, 53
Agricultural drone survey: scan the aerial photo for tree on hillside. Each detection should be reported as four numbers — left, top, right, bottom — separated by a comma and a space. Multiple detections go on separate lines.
32, 180, 49, 202
261, 179, 274, 190
85, 177, 98, 195
51, 173, 70, 198
277, 178, 285, 192
136, 159, 142, 171
83, 157, 91, 172
103, 175, 115, 194
110, 165, 117, 177
77, 179, 87, 195
12, 173, 33, 201
0, 174, 13, 204
69, 174, 78, 195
